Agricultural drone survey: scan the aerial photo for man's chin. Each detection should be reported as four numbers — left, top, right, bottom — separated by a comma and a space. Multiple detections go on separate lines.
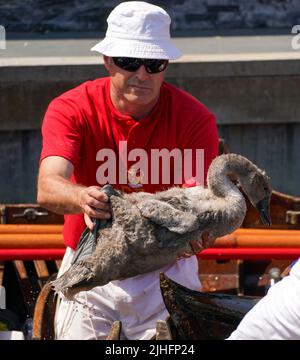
125, 94, 154, 105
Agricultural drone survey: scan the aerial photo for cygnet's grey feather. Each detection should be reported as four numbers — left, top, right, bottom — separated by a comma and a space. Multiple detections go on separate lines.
137, 199, 199, 234
70, 184, 118, 265
70, 227, 97, 265
51, 154, 272, 300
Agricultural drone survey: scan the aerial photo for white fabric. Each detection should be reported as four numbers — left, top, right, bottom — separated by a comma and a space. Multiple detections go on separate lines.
0, 331, 25, 340
91, 1, 182, 60
55, 247, 201, 340
227, 259, 300, 340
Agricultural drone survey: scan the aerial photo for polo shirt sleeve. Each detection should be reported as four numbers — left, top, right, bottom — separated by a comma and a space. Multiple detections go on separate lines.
40, 97, 83, 167
182, 110, 219, 188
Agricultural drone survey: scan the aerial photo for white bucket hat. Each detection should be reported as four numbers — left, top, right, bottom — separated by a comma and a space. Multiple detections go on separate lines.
91, 1, 182, 60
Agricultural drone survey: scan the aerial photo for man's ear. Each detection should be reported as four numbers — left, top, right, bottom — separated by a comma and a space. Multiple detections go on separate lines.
103, 55, 111, 71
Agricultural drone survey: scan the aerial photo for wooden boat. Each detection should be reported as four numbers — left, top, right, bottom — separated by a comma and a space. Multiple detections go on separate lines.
0, 139, 299, 339
159, 273, 259, 340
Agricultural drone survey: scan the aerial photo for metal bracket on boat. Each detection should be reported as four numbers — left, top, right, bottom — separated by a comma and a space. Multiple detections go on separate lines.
12, 208, 48, 221
286, 210, 300, 225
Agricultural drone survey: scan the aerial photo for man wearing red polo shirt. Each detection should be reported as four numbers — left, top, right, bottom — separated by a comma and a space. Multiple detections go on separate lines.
37, 1, 218, 340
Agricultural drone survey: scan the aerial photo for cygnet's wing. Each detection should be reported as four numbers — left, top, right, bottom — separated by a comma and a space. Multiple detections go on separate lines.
71, 218, 110, 265
137, 199, 199, 234
71, 184, 117, 265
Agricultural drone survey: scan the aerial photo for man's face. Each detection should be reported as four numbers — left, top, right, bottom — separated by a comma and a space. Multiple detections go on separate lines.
104, 56, 166, 107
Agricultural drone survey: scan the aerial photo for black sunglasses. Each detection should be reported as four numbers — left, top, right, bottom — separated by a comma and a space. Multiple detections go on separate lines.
112, 57, 169, 74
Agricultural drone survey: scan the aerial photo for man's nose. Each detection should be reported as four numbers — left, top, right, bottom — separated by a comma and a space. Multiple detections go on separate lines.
134, 65, 149, 81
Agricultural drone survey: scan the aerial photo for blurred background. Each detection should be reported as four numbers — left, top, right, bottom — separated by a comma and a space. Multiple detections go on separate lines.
0, 0, 300, 203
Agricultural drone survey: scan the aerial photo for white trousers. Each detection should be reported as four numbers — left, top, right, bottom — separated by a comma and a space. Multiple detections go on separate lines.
228, 259, 300, 340
55, 247, 201, 340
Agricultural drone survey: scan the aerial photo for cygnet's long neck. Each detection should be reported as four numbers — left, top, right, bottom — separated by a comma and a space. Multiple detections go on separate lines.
207, 154, 253, 198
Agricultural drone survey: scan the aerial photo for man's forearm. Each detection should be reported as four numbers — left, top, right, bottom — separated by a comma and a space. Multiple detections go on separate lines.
37, 174, 85, 215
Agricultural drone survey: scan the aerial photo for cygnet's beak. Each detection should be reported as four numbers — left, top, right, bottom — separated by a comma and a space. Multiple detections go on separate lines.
255, 197, 272, 226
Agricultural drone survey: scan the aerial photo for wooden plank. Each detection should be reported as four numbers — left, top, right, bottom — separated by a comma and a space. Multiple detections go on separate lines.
13, 261, 41, 318
13, 260, 27, 280
0, 225, 62, 234
33, 261, 49, 280
199, 274, 239, 293
198, 259, 240, 293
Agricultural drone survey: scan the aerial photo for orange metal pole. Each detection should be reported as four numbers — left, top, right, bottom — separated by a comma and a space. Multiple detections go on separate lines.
0, 225, 300, 249
0, 224, 63, 234
0, 234, 64, 248
213, 229, 300, 248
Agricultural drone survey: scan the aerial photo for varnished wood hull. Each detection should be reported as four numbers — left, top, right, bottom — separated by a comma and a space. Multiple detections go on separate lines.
160, 273, 259, 340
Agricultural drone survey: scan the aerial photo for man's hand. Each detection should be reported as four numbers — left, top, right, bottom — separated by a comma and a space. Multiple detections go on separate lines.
177, 231, 215, 260
79, 186, 112, 230
38, 157, 111, 231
